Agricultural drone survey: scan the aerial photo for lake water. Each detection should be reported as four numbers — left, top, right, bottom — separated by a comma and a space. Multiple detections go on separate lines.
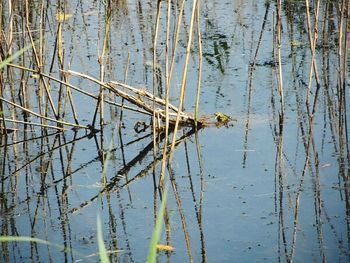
1, 1, 349, 262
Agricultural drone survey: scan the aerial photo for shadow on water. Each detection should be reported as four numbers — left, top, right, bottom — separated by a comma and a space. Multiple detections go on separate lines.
1, 0, 350, 262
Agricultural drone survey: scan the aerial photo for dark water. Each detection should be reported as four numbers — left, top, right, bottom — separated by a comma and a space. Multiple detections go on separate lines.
1, 1, 350, 262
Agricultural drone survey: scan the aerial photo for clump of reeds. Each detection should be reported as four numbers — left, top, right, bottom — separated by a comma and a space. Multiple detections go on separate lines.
1, 1, 205, 262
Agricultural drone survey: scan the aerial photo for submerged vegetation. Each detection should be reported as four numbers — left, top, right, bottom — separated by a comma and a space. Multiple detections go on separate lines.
1, 0, 349, 262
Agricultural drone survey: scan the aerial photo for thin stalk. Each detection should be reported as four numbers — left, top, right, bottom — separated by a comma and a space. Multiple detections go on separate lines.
194, 1, 202, 123
276, 0, 285, 118
98, 3, 112, 126
169, 0, 186, 85
25, 0, 58, 119
2, 118, 66, 131
67, 70, 196, 124
152, 1, 162, 151
169, 0, 199, 156
7, 63, 151, 116
305, 0, 321, 108
0, 96, 88, 130
119, 52, 131, 124
159, 0, 172, 187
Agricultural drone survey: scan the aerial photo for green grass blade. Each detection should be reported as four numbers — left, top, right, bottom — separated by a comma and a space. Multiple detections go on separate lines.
0, 235, 94, 262
97, 215, 110, 263
146, 186, 168, 263
0, 236, 51, 245
0, 42, 36, 69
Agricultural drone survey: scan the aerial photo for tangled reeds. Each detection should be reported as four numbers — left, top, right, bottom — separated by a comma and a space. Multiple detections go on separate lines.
0, 1, 215, 141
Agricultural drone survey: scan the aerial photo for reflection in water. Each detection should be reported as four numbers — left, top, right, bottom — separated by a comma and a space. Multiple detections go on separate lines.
1, 0, 350, 262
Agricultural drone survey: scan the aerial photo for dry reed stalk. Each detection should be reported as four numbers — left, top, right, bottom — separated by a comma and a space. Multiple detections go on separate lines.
25, 1, 58, 120
8, 63, 155, 118
97, 2, 112, 127
194, 1, 202, 123
57, 16, 64, 118
168, 165, 194, 263
169, 0, 186, 86
169, 0, 199, 156
62, 73, 79, 124
0, 130, 60, 148
193, 131, 207, 262
7, 0, 13, 51
304, 0, 321, 109
67, 70, 197, 125
0, 96, 88, 130
243, 2, 270, 167
161, 51, 172, 263
342, 2, 350, 160
119, 52, 131, 124
288, 2, 327, 254
2, 118, 66, 131
159, 0, 172, 188
109, 80, 180, 113
0, 76, 5, 136
69, 70, 162, 112
276, 0, 285, 119
152, 1, 162, 155
55, 7, 79, 125
290, 122, 316, 262
5, 1, 16, 136
0, 3, 7, 135
337, 1, 350, 162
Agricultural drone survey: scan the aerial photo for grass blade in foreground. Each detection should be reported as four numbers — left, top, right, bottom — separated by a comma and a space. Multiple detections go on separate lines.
146, 186, 169, 263
0, 236, 93, 262
0, 41, 37, 69
97, 215, 110, 263
0, 236, 50, 245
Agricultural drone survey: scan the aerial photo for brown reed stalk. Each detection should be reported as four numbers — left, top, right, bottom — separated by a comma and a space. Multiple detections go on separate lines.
195, 1, 202, 123
25, 1, 58, 120
337, 0, 350, 163
169, 0, 186, 87
304, 0, 321, 110
3, 118, 66, 131
342, 1, 350, 160
97, 2, 112, 127
6, 1, 16, 137
0, 75, 5, 136
159, 0, 172, 188
7, 0, 13, 51
110, 80, 180, 113
168, 165, 194, 263
119, 52, 131, 124
54, 8, 79, 125
16, 64, 185, 123
276, 0, 285, 119
0, 96, 88, 130
66, 70, 196, 124
169, 0, 199, 155
57, 19, 64, 118
152, 1, 162, 153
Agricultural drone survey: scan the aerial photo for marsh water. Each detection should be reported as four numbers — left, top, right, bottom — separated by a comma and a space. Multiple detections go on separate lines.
1, 1, 350, 262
